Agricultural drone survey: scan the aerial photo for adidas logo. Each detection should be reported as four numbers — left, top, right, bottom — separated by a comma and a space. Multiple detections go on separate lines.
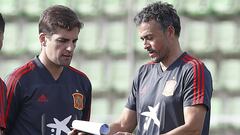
38, 94, 48, 103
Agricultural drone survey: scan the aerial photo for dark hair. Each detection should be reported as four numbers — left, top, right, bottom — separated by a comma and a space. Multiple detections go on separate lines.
0, 13, 5, 32
39, 5, 84, 35
134, 1, 181, 37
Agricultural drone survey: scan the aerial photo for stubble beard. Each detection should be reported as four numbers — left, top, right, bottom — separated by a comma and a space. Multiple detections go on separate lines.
151, 51, 162, 63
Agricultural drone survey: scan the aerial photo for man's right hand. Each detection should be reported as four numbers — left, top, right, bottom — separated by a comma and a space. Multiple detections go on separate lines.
68, 129, 79, 135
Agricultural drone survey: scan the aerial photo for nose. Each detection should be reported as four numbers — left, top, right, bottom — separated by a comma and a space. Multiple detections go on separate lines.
143, 39, 150, 50
66, 43, 75, 52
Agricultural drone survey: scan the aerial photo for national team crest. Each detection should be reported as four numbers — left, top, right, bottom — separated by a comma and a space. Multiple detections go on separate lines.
72, 92, 84, 110
162, 79, 177, 96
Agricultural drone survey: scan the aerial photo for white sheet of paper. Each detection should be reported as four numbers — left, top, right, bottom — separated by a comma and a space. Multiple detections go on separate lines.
72, 120, 110, 135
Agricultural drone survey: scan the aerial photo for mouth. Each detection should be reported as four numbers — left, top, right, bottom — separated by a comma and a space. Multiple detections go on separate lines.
148, 50, 154, 54
62, 54, 72, 59
148, 52, 155, 58
146, 47, 154, 53
147, 49, 155, 57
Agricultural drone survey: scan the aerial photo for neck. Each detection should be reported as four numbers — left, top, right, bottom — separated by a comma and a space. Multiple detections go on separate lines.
39, 54, 63, 80
161, 41, 183, 71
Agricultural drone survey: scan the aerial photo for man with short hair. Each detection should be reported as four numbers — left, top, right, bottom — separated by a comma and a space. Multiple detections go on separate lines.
109, 1, 213, 135
5, 5, 92, 135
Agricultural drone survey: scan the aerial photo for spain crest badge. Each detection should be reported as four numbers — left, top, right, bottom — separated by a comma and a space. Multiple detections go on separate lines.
72, 92, 84, 110
162, 79, 177, 97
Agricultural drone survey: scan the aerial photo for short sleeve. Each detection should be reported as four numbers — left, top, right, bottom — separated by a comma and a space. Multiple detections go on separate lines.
125, 67, 142, 111
183, 63, 213, 110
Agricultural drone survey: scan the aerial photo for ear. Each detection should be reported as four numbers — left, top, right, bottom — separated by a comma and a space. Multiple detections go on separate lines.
39, 33, 47, 47
167, 25, 175, 38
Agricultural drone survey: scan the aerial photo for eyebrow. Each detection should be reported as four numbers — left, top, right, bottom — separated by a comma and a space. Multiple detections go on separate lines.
57, 37, 69, 41
140, 34, 152, 40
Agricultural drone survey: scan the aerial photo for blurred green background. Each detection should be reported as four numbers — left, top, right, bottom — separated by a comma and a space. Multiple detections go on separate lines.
1, 0, 240, 134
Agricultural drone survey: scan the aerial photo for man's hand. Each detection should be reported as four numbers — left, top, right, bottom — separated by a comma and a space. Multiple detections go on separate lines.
68, 129, 79, 135
68, 129, 86, 135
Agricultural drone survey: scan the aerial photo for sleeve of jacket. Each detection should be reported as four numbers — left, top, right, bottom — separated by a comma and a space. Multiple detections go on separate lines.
0, 78, 7, 129
82, 78, 92, 121
5, 74, 24, 133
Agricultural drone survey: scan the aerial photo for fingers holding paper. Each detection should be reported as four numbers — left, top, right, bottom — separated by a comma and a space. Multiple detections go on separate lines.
68, 129, 87, 135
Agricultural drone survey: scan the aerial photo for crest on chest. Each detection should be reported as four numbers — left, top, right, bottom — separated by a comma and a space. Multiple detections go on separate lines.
162, 79, 177, 96
72, 92, 84, 110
